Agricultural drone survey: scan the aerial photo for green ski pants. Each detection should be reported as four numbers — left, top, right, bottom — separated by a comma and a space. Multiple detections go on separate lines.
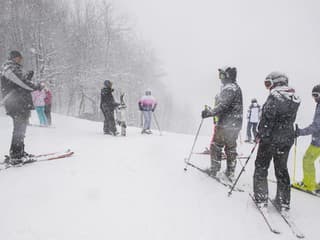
302, 144, 320, 191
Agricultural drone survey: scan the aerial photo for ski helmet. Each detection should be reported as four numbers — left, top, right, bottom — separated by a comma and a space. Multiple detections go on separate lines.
264, 71, 288, 89
218, 66, 237, 83
312, 84, 320, 98
251, 98, 257, 103
104, 80, 112, 88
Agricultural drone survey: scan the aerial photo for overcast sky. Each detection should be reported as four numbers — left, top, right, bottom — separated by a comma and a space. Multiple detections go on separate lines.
111, 0, 320, 129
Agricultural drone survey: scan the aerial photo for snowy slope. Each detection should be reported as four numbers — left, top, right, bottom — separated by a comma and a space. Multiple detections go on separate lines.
0, 113, 319, 240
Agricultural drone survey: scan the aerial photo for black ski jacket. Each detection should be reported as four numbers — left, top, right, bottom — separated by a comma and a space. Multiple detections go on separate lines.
100, 87, 119, 112
212, 82, 243, 129
0, 60, 37, 116
258, 86, 300, 146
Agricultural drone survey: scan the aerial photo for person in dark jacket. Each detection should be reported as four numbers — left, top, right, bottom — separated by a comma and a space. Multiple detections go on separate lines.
201, 66, 243, 180
253, 72, 300, 211
100, 80, 119, 135
0, 50, 39, 164
293, 84, 320, 193
245, 98, 261, 143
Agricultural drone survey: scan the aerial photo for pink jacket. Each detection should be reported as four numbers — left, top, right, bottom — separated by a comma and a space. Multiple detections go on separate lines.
32, 90, 46, 107
138, 95, 157, 111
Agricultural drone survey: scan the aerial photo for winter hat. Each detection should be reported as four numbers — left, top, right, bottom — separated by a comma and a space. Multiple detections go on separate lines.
218, 66, 237, 83
9, 50, 22, 60
265, 71, 288, 88
104, 80, 112, 88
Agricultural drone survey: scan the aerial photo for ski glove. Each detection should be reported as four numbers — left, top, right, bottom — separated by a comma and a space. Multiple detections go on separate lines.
295, 128, 301, 138
201, 109, 213, 119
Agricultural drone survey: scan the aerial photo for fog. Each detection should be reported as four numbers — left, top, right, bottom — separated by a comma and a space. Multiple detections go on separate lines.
113, 0, 320, 132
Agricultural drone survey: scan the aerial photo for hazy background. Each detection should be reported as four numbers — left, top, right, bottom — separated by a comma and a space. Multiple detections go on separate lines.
1, 0, 320, 135
113, 0, 320, 134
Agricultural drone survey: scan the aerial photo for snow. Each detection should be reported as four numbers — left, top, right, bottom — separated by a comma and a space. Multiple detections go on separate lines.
0, 113, 319, 240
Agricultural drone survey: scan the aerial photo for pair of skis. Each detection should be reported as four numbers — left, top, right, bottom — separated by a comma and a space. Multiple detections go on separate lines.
291, 183, 320, 198
184, 160, 244, 192
249, 193, 305, 238
0, 149, 74, 171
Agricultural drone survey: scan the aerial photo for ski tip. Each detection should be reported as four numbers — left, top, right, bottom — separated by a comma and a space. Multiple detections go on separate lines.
296, 234, 305, 239
272, 229, 281, 234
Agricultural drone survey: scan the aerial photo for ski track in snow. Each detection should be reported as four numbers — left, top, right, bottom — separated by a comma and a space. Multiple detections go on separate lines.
0, 112, 319, 240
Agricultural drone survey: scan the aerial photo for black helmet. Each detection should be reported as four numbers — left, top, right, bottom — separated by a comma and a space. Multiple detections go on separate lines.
251, 98, 257, 103
312, 84, 320, 98
104, 80, 112, 88
264, 71, 288, 89
218, 66, 237, 83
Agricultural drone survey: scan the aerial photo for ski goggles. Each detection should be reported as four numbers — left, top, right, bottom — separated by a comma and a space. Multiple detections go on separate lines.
264, 78, 273, 89
312, 92, 320, 98
219, 72, 226, 80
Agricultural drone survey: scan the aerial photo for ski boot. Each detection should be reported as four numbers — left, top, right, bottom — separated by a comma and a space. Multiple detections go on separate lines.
223, 170, 235, 183
272, 198, 290, 213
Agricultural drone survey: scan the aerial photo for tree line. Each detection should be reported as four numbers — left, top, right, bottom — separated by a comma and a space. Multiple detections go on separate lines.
0, 0, 192, 131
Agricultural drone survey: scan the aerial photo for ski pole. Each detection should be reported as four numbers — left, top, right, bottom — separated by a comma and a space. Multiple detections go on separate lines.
152, 112, 162, 136
228, 141, 258, 196
293, 124, 298, 183
184, 119, 204, 171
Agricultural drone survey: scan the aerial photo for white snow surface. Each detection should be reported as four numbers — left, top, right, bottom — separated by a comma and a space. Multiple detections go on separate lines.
0, 113, 319, 240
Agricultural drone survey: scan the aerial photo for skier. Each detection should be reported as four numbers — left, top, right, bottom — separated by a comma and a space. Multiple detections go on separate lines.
0, 50, 39, 164
201, 66, 243, 180
138, 90, 157, 134
253, 72, 300, 211
100, 80, 119, 136
294, 84, 320, 193
44, 85, 52, 126
31, 82, 48, 126
245, 98, 261, 143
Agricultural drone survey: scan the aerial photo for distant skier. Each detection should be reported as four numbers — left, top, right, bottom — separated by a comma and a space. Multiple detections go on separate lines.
138, 90, 157, 134
32, 82, 48, 126
245, 98, 261, 143
294, 84, 320, 193
0, 50, 39, 164
100, 80, 119, 136
44, 85, 52, 126
253, 72, 300, 211
201, 66, 243, 180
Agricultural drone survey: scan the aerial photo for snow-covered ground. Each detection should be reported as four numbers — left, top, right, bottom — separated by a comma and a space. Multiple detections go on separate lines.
0, 112, 319, 240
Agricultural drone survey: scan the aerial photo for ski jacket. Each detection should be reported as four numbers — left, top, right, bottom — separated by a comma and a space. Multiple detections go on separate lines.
100, 87, 119, 112
299, 103, 320, 147
0, 60, 37, 115
138, 95, 157, 111
258, 85, 300, 146
212, 82, 243, 129
247, 103, 261, 123
44, 89, 52, 105
32, 89, 46, 107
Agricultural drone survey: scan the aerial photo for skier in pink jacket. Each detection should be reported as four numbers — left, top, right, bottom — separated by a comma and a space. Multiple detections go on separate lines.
31, 82, 48, 125
138, 90, 157, 134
